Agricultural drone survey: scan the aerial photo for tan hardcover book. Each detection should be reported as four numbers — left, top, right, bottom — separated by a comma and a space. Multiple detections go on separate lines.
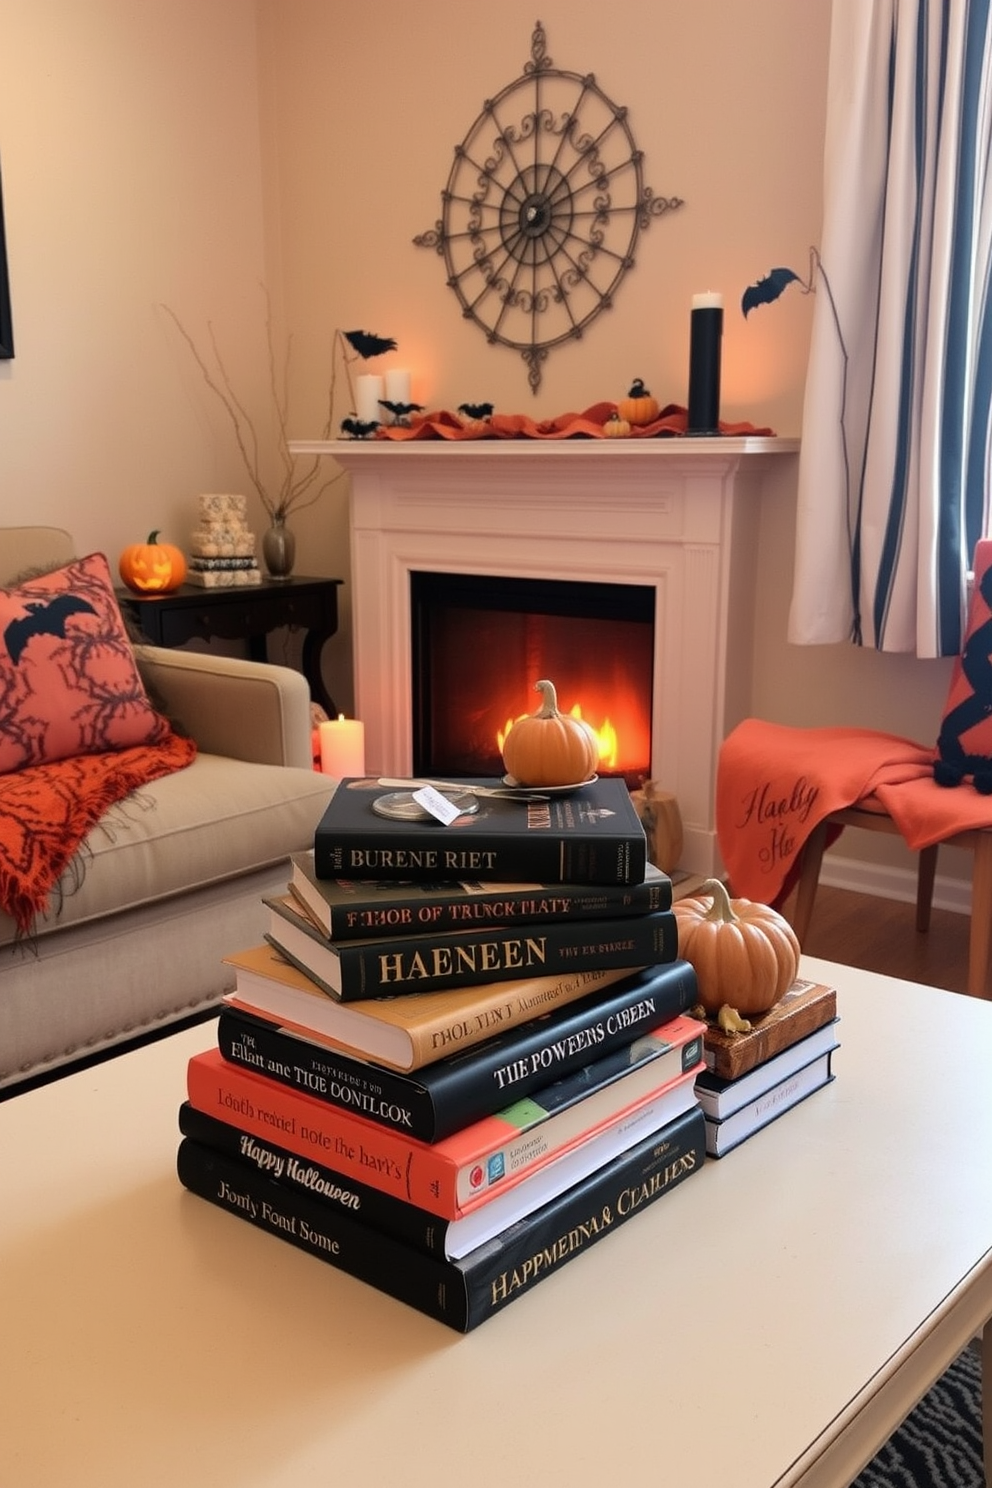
702, 978, 838, 1081
221, 943, 642, 1073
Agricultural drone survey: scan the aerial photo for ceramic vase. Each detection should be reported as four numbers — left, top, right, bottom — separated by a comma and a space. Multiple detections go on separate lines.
262, 516, 296, 580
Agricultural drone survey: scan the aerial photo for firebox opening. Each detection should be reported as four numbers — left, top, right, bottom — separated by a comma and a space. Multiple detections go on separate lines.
411, 571, 655, 786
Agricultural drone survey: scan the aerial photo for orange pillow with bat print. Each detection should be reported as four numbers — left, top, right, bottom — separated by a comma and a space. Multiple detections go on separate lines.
0, 551, 171, 773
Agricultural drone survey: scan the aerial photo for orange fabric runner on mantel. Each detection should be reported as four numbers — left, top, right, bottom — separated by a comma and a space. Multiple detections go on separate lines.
715, 719, 992, 907
371, 402, 776, 442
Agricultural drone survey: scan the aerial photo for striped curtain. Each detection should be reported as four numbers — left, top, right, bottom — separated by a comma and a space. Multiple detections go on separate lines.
789, 0, 992, 657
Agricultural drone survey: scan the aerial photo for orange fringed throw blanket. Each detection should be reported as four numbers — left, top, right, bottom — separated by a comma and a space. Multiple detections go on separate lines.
0, 733, 197, 934
714, 719, 992, 906
373, 402, 776, 442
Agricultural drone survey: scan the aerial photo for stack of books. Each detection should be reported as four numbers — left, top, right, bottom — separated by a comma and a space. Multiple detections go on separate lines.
693, 978, 840, 1157
176, 775, 710, 1330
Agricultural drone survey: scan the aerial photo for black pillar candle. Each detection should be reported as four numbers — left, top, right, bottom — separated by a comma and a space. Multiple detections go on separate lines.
687, 292, 724, 434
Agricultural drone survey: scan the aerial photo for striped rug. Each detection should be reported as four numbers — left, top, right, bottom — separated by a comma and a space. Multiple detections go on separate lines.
853, 1346, 983, 1487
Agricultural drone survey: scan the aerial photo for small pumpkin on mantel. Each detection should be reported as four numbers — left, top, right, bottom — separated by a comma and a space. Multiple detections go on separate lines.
500, 678, 600, 788
673, 877, 800, 1019
603, 411, 631, 438
119, 531, 187, 594
617, 378, 660, 427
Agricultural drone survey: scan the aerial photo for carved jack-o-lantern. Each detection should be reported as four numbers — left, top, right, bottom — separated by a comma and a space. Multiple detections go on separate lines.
118, 531, 187, 594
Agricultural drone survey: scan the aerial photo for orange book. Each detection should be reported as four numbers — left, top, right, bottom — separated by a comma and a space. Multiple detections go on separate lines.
186, 1016, 703, 1221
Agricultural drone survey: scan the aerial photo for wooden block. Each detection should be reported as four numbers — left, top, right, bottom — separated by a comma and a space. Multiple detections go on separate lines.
702, 978, 838, 1081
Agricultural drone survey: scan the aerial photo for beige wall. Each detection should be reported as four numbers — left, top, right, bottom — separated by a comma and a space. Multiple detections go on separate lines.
260, 0, 836, 713
0, 0, 271, 559
263, 0, 825, 434
0, 0, 962, 893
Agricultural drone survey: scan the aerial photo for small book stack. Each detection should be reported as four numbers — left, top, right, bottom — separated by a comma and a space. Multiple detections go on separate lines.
693, 978, 840, 1157
176, 775, 709, 1331
185, 493, 261, 587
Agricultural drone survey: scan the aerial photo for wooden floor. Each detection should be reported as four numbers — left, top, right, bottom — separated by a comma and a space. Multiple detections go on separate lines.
779, 882, 975, 998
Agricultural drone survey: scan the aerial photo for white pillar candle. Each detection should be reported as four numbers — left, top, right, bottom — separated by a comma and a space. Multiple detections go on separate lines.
384, 368, 412, 405
355, 374, 384, 424
319, 716, 366, 778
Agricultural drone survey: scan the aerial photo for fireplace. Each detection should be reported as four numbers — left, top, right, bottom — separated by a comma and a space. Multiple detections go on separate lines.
410, 570, 655, 784
292, 437, 798, 875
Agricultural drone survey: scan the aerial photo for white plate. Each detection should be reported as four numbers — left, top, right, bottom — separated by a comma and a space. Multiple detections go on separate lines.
501, 773, 599, 796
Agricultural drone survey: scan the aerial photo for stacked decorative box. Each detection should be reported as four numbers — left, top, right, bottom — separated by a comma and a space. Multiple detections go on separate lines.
186, 493, 262, 587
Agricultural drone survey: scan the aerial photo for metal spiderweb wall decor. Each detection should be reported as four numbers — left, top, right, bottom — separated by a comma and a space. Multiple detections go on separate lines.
413, 21, 683, 394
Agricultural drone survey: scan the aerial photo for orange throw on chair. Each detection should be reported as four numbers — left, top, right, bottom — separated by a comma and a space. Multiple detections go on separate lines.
716, 721, 936, 906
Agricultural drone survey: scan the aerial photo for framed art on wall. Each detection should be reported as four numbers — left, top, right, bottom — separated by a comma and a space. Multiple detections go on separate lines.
0, 158, 13, 359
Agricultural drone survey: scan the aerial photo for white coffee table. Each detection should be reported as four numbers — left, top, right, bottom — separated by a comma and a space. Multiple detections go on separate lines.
1, 956, 990, 1488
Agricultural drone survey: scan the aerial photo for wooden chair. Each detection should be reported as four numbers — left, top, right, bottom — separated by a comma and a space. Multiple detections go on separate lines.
789, 797, 992, 999
788, 539, 992, 1002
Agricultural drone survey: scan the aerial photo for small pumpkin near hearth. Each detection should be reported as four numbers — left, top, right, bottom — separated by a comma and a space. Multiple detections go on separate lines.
119, 531, 188, 594
501, 678, 600, 788
673, 877, 800, 1018
603, 411, 631, 438
617, 378, 660, 427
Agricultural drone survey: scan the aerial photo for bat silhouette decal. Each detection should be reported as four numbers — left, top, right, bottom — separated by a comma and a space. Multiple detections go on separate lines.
4, 594, 98, 664
379, 400, 425, 422
342, 330, 397, 359
741, 267, 800, 318
340, 416, 380, 440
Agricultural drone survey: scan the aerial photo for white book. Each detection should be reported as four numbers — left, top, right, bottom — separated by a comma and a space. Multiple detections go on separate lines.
694, 1019, 840, 1120
703, 1048, 837, 1158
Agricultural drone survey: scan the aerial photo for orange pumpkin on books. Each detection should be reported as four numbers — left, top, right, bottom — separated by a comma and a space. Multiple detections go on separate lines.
673, 877, 800, 1018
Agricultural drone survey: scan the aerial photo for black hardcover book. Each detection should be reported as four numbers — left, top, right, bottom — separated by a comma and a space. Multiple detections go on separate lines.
312, 776, 648, 886
289, 851, 673, 941
176, 1104, 705, 1331
179, 1066, 700, 1260
216, 958, 701, 1141
264, 891, 678, 1001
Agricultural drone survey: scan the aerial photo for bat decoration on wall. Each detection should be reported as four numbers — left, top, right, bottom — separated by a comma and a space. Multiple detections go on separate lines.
458, 401, 494, 420
342, 330, 397, 359
4, 595, 97, 664
340, 417, 380, 440
741, 267, 801, 318
379, 400, 425, 425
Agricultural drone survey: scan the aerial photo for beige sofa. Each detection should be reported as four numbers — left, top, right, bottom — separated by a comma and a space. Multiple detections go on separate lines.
0, 527, 336, 1092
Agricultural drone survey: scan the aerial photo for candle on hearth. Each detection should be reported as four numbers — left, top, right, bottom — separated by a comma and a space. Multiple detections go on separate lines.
687, 291, 724, 435
384, 368, 412, 405
355, 374, 384, 424
319, 716, 366, 778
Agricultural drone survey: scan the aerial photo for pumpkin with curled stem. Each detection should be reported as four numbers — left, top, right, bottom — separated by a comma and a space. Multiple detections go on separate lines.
617, 378, 660, 427
119, 531, 187, 594
673, 877, 800, 1017
603, 411, 631, 437
501, 678, 600, 788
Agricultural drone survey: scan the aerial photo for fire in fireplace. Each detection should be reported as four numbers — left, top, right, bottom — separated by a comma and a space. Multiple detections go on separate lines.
410, 571, 654, 785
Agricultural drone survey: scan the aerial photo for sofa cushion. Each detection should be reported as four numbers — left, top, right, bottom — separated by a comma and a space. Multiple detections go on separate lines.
0, 552, 170, 773
0, 753, 335, 946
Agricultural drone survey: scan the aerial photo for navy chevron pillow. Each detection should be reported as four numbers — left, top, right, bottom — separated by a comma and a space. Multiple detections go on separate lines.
934, 540, 992, 793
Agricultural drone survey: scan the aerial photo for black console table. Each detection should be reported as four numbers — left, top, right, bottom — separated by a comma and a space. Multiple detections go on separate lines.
117, 575, 343, 717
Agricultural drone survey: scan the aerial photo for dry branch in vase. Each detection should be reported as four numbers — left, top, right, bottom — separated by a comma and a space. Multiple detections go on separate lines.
161, 298, 347, 522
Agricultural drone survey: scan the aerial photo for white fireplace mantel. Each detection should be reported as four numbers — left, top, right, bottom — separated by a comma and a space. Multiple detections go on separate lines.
292, 436, 799, 875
